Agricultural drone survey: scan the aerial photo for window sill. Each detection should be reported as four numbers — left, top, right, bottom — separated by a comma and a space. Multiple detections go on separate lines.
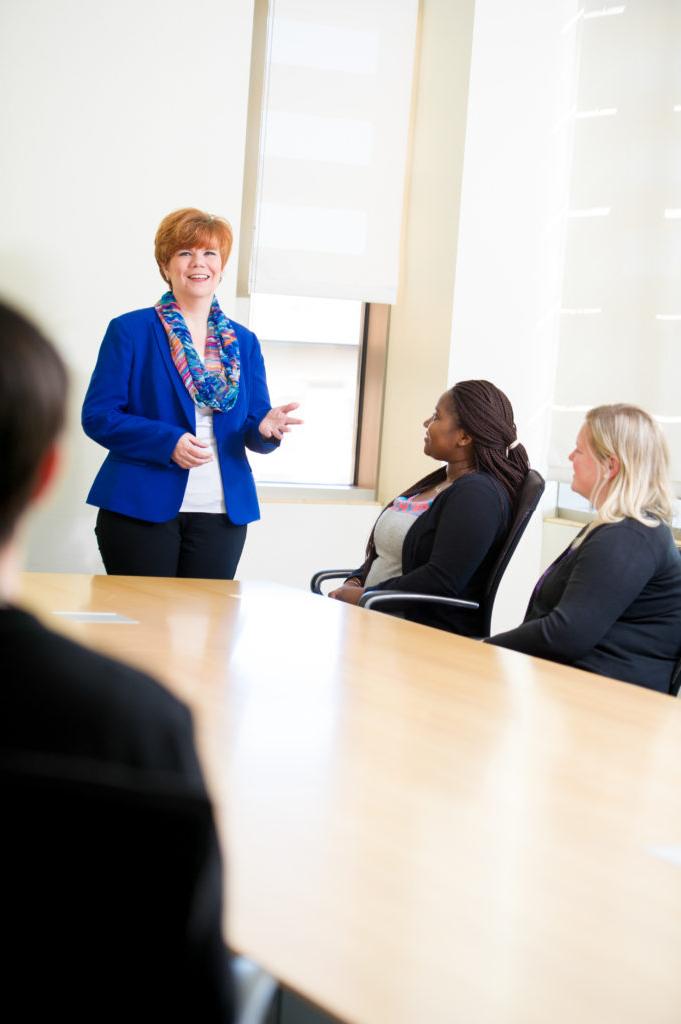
546, 510, 591, 527
545, 511, 681, 548
256, 483, 378, 505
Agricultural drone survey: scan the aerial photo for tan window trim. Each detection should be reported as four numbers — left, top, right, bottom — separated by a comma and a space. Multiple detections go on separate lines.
237, 0, 270, 298
354, 304, 390, 490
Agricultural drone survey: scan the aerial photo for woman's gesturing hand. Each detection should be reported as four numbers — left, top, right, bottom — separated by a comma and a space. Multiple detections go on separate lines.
171, 432, 214, 468
258, 402, 303, 441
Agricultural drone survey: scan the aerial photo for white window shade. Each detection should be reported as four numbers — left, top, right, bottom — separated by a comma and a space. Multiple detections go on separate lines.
549, 0, 681, 489
249, 0, 418, 303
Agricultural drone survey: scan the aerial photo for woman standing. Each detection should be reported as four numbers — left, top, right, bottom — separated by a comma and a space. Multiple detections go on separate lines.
488, 405, 681, 692
83, 207, 300, 579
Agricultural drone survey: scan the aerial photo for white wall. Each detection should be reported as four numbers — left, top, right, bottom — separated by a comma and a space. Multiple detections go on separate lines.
449, 0, 580, 631
22, 495, 380, 591
378, 0, 475, 503
239, 501, 380, 589
0, 0, 255, 570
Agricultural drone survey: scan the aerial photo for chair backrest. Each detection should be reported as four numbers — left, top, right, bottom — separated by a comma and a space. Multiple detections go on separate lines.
1, 751, 234, 1022
477, 469, 545, 636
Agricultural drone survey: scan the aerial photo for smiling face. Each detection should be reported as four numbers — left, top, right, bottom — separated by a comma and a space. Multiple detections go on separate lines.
164, 243, 223, 305
423, 393, 471, 463
569, 423, 604, 503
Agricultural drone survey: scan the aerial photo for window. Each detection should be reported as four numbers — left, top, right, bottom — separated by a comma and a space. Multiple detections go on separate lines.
549, 0, 681, 492
248, 293, 364, 485
556, 482, 681, 532
237, 0, 416, 491
247, 0, 418, 304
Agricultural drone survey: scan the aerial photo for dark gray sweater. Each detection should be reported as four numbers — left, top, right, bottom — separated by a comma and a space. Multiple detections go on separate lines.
488, 518, 681, 693
0, 607, 234, 1021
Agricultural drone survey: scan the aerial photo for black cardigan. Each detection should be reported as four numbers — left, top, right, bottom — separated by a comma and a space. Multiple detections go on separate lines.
488, 518, 681, 693
361, 472, 511, 636
0, 606, 234, 1020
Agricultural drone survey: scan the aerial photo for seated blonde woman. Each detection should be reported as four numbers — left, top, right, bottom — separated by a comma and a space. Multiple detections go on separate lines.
489, 404, 681, 693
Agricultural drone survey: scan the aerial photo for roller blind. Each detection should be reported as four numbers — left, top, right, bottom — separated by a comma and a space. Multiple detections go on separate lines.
249, 0, 418, 303
549, 0, 681, 487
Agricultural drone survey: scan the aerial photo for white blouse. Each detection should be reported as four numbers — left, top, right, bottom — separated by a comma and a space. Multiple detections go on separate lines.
179, 406, 226, 514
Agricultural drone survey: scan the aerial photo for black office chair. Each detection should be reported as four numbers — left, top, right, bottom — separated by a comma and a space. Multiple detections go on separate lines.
669, 656, 681, 698
1, 750, 276, 1024
311, 469, 545, 639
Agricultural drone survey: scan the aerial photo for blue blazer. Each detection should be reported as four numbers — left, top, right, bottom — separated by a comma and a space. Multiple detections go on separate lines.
82, 307, 277, 525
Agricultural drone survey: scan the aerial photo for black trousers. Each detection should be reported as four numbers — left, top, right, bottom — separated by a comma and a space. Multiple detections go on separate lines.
95, 510, 247, 580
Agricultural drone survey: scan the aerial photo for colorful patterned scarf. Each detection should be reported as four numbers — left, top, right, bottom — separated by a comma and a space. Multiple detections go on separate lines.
155, 291, 240, 411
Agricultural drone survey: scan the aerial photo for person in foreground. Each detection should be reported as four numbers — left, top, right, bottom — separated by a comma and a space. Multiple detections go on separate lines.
488, 404, 681, 694
0, 301, 234, 1020
82, 206, 301, 579
330, 380, 530, 636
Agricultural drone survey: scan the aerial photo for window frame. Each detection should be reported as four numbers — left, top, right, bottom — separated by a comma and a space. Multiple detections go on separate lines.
237, 0, 391, 498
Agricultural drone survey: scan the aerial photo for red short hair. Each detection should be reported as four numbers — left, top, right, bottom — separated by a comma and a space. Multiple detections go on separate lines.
154, 208, 233, 284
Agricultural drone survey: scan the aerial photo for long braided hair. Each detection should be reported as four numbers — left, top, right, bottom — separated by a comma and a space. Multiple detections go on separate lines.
354, 380, 529, 582
448, 379, 529, 504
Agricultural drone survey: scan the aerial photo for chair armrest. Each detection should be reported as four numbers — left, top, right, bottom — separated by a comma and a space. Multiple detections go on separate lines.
232, 955, 278, 1024
358, 591, 480, 612
310, 569, 356, 594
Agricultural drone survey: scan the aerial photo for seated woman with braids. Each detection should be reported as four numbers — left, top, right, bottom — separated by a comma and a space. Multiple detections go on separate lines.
329, 380, 530, 637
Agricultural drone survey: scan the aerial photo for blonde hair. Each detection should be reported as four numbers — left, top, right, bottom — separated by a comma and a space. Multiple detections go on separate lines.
575, 404, 674, 546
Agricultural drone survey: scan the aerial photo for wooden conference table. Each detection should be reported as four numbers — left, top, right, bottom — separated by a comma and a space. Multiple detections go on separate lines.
18, 572, 681, 1024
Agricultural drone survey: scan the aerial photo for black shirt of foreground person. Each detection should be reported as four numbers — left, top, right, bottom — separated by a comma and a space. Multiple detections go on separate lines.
1, 607, 235, 1022
489, 518, 681, 693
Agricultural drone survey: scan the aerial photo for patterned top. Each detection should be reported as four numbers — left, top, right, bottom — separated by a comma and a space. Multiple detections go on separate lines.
391, 494, 435, 516
363, 494, 435, 588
